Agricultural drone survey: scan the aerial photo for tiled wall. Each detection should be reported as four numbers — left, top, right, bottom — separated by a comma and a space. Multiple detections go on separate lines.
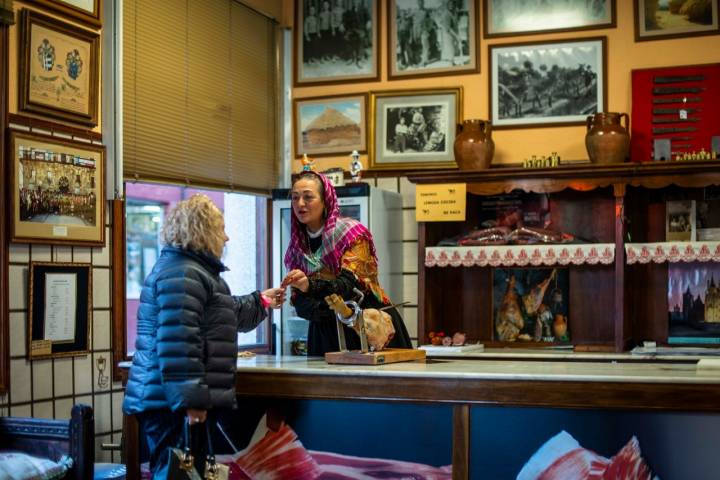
0, 205, 123, 463
371, 176, 419, 345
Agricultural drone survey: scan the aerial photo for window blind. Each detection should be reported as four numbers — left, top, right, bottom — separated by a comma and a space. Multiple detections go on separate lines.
123, 0, 279, 194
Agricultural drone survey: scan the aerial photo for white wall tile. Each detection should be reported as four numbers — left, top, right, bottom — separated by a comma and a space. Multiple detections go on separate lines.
8, 266, 27, 310
93, 310, 111, 351
34, 400, 54, 419
10, 404, 31, 417
10, 359, 31, 404
93, 353, 111, 392
75, 394, 92, 407
54, 246, 73, 262
95, 435, 112, 462
95, 392, 112, 433
112, 391, 124, 432
376, 177, 398, 193
73, 247, 92, 263
402, 306, 418, 339
32, 359, 53, 400
54, 398, 74, 420
402, 209, 418, 241
112, 433, 123, 463
399, 177, 416, 208
74, 355, 93, 395
92, 228, 111, 266
53, 358, 74, 397
9, 243, 29, 263
9, 312, 26, 357
31, 244, 52, 262
403, 241, 418, 274
402, 274, 418, 305
93, 268, 111, 309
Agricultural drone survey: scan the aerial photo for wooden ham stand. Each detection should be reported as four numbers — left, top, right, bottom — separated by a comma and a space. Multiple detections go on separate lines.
324, 289, 426, 365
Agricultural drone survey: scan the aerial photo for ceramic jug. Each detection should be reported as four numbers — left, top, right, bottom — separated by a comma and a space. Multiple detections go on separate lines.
454, 119, 495, 170
585, 112, 630, 164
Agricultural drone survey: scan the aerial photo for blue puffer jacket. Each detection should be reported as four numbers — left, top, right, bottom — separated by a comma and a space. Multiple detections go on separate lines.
122, 246, 266, 415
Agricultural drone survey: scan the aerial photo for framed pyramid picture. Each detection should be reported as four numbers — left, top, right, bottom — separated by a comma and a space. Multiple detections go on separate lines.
294, 94, 367, 158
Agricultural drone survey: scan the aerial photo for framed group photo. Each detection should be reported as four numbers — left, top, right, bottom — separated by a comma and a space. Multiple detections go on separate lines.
19, 9, 100, 126
369, 87, 462, 170
294, 93, 367, 157
28, 262, 91, 359
634, 0, 719, 41
387, 0, 479, 80
483, 0, 615, 38
489, 37, 607, 129
9, 130, 105, 246
24, 0, 102, 27
294, 0, 380, 86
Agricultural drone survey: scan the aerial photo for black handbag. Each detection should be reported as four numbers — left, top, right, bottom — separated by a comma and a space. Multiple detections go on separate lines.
158, 419, 229, 480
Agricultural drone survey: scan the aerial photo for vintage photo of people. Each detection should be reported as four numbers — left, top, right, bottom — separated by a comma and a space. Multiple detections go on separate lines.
491, 38, 604, 127
390, 0, 477, 77
18, 144, 97, 227
383, 103, 449, 156
297, 0, 378, 84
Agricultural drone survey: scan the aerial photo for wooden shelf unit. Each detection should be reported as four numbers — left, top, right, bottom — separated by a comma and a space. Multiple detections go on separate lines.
408, 161, 720, 353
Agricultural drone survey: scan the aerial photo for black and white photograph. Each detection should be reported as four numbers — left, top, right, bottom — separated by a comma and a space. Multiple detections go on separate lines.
388, 0, 478, 79
294, 0, 380, 86
666, 200, 696, 241
369, 88, 461, 170
489, 37, 606, 129
484, 0, 615, 38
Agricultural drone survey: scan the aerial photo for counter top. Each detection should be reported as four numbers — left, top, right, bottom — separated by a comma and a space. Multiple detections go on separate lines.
235, 354, 720, 385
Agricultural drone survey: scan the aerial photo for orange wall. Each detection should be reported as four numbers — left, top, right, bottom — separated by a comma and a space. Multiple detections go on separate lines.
291, 0, 720, 172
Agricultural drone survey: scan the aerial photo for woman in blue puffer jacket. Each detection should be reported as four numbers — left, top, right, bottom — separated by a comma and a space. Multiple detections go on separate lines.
122, 194, 284, 477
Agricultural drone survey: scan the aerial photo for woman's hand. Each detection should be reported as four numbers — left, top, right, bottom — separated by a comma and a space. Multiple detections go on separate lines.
186, 408, 207, 425
281, 269, 309, 292
261, 287, 286, 309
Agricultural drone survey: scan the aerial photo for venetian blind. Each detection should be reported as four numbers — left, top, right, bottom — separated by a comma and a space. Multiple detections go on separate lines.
123, 0, 278, 194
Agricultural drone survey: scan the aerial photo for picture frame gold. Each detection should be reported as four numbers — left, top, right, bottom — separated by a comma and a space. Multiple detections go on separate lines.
369, 87, 462, 170
18, 9, 100, 126
9, 130, 105, 246
28, 262, 92, 360
293, 93, 367, 157
634, 0, 719, 42
24, 0, 102, 28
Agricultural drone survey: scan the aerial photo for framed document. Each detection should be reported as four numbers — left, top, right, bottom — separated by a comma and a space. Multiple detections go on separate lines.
28, 262, 91, 359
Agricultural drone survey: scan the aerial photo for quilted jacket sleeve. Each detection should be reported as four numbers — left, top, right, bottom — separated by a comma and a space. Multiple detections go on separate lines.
155, 267, 211, 412
233, 291, 268, 333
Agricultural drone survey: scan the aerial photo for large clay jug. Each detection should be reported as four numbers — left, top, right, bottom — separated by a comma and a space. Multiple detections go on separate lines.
585, 112, 630, 164
454, 119, 495, 170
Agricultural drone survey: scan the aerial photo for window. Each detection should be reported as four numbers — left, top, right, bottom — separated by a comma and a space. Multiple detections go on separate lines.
124, 182, 268, 356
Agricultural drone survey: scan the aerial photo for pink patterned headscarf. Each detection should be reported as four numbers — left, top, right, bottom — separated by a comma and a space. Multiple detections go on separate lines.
284, 171, 377, 276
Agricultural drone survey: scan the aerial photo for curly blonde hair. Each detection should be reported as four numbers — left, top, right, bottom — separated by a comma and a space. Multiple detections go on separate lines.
161, 194, 226, 258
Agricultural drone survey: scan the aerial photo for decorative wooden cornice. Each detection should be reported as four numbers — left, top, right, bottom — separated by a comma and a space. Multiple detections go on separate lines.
407, 161, 720, 195
626, 242, 720, 264
425, 244, 615, 267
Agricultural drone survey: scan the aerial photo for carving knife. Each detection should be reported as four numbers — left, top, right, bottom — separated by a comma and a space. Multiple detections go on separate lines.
652, 117, 700, 124
653, 86, 704, 95
652, 126, 697, 134
650, 136, 694, 141
653, 75, 705, 84
652, 96, 701, 104
652, 107, 701, 115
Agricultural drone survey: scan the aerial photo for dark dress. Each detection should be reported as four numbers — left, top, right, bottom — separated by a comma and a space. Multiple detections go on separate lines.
292, 236, 412, 356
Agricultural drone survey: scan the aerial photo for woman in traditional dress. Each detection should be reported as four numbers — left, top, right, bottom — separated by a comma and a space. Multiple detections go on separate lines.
282, 171, 412, 356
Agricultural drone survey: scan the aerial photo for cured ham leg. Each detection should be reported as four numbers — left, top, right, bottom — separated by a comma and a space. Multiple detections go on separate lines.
523, 269, 556, 316
496, 275, 524, 341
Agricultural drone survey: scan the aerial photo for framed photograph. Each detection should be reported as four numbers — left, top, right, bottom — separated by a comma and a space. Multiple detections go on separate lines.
635, 0, 719, 41
294, 0, 380, 86
489, 37, 607, 129
484, 0, 615, 38
19, 9, 100, 126
369, 88, 462, 170
9, 130, 105, 246
24, 0, 102, 27
493, 268, 569, 344
668, 263, 720, 345
294, 93, 367, 157
28, 262, 91, 359
387, 0, 479, 80
666, 200, 696, 241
